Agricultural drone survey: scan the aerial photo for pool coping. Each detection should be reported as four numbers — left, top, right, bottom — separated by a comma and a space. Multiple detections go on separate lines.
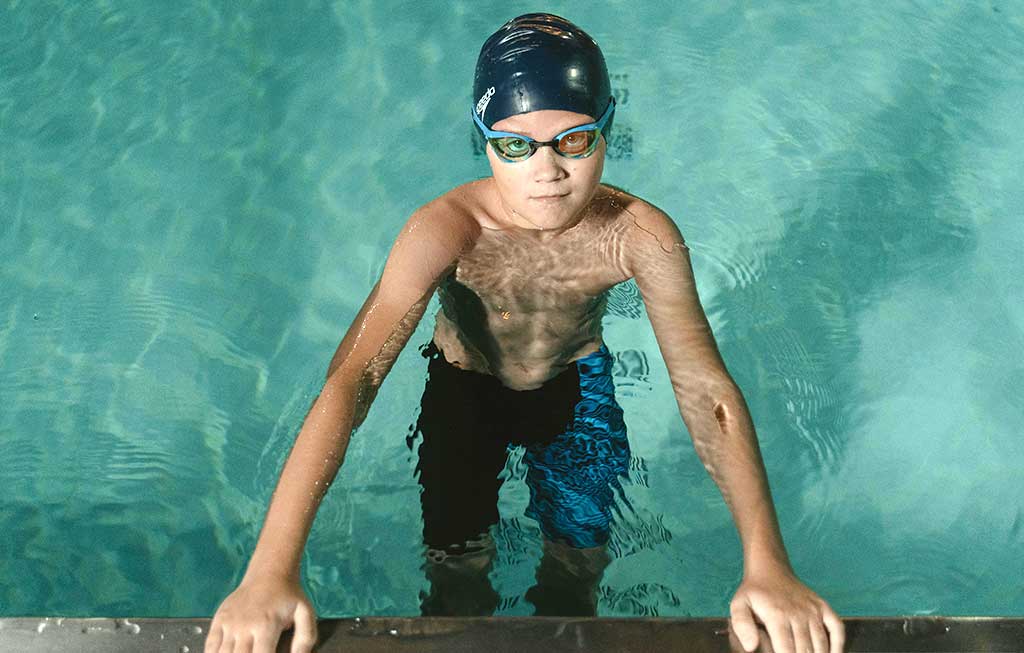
1, 616, 1021, 652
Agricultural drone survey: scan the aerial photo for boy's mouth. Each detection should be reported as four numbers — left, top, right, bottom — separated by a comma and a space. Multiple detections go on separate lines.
531, 192, 570, 201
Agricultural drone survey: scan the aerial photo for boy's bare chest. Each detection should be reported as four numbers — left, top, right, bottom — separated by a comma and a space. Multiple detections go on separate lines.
449, 230, 626, 313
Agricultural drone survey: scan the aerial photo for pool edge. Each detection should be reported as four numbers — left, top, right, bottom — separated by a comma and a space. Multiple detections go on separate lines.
1, 616, 1021, 652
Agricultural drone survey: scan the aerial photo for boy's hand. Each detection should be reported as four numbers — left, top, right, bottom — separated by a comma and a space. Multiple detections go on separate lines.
205, 574, 318, 653
729, 567, 845, 653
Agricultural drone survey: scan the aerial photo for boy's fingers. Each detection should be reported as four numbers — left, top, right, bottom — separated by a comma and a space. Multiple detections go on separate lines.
291, 602, 319, 653
729, 600, 761, 652
231, 632, 253, 653
252, 627, 279, 653
766, 619, 795, 653
809, 619, 830, 653
203, 624, 222, 653
822, 607, 846, 653
791, 620, 813, 653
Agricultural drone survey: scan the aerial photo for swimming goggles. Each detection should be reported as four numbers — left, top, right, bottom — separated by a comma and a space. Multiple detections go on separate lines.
471, 98, 615, 163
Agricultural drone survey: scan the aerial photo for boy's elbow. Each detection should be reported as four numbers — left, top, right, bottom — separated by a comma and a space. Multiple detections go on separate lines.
322, 364, 382, 429
709, 381, 744, 412
322, 365, 363, 403
325, 359, 347, 384
677, 379, 745, 431
674, 373, 740, 410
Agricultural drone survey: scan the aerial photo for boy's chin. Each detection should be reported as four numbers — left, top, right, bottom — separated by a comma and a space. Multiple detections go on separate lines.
518, 206, 583, 230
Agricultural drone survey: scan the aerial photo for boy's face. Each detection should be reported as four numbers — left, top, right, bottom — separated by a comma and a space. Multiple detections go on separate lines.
486, 109, 605, 232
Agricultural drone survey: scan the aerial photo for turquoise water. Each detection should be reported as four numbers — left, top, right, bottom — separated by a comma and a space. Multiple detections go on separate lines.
2, 0, 1023, 618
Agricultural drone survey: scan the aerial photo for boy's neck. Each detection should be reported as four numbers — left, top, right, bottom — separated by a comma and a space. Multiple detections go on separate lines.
487, 178, 600, 240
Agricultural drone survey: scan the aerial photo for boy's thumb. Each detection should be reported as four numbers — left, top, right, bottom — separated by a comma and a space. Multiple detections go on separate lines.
730, 600, 761, 652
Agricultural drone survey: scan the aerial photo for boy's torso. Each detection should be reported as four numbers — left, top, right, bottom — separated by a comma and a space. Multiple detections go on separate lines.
431, 179, 639, 391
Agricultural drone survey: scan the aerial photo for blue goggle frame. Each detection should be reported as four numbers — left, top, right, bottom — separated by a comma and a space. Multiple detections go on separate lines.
471, 98, 616, 163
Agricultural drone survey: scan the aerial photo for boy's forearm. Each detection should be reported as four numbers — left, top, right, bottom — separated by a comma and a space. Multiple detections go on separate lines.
243, 373, 362, 582
680, 386, 792, 576
242, 290, 430, 582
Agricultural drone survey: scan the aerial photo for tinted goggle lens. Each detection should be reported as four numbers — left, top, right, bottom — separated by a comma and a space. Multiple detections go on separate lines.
490, 128, 601, 161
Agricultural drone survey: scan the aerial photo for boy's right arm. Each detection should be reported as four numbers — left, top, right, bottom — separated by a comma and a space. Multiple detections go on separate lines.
205, 200, 478, 653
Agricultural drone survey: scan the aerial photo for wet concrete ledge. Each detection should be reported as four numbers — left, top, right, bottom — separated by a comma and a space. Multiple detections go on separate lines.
0, 616, 1021, 652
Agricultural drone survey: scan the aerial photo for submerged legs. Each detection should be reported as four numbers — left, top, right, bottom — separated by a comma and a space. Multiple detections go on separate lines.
419, 535, 500, 616
418, 534, 611, 617
526, 537, 611, 616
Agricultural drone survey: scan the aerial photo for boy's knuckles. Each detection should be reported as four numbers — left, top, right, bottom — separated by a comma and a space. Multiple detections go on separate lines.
257, 610, 280, 624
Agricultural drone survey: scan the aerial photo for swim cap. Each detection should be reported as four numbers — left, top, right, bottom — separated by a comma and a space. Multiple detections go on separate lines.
473, 13, 612, 130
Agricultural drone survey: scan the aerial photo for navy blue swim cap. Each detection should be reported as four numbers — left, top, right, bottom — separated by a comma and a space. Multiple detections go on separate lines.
473, 13, 612, 129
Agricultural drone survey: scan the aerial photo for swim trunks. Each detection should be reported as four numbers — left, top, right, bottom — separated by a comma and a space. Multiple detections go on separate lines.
407, 340, 630, 551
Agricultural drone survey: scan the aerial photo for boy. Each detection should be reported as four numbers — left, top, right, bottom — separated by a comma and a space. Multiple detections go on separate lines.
206, 14, 845, 653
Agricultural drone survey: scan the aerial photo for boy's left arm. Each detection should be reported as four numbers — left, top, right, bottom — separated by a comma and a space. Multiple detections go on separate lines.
623, 203, 845, 653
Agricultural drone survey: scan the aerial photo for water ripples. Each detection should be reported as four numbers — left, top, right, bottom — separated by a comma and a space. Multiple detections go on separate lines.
690, 232, 768, 292
609, 507, 673, 559
605, 279, 644, 320
770, 332, 845, 473
599, 582, 683, 617
875, 536, 979, 613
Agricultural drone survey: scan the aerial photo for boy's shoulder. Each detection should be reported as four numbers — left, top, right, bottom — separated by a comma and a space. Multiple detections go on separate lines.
413, 179, 494, 233
399, 180, 490, 250
598, 185, 686, 247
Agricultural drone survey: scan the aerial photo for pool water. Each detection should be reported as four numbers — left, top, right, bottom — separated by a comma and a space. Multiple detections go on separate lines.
1, 1, 1022, 618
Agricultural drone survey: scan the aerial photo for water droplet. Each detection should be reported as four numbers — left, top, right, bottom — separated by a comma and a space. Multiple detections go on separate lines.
388, 628, 399, 636
795, 258, 805, 266
117, 619, 141, 635
818, 240, 828, 248
180, 646, 190, 653
33, 313, 40, 320
191, 625, 202, 635
84, 622, 113, 634
36, 621, 48, 634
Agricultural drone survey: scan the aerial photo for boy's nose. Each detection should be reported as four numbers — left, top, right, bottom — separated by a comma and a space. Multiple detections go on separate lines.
531, 145, 567, 182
